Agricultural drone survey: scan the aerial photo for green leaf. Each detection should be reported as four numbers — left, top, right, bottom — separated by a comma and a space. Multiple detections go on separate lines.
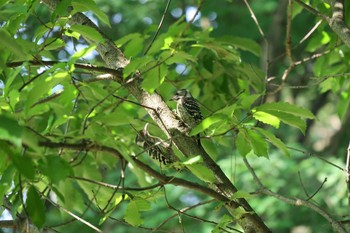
183, 156, 216, 182
4, 66, 22, 97
26, 186, 46, 228
338, 91, 350, 119
194, 42, 240, 63
70, 25, 104, 43
44, 38, 65, 50
124, 35, 144, 57
57, 181, 85, 213
99, 194, 125, 225
252, 110, 280, 128
0, 114, 22, 147
190, 114, 226, 135
255, 102, 314, 119
115, 33, 142, 47
124, 199, 151, 226
255, 128, 290, 157
0, 165, 15, 206
123, 56, 154, 78
231, 190, 252, 199
39, 156, 73, 184
163, 51, 196, 64
54, 0, 71, 16
72, 0, 111, 27
218, 36, 261, 56
213, 215, 232, 233
142, 64, 168, 93
266, 110, 307, 134
182, 155, 202, 165
254, 102, 314, 133
236, 131, 251, 156
247, 130, 268, 157
25, 69, 70, 109
70, 45, 96, 64
10, 153, 36, 180
187, 164, 216, 183
0, 29, 26, 59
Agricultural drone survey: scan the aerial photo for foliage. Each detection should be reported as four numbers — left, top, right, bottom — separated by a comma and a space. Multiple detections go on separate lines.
0, 0, 350, 232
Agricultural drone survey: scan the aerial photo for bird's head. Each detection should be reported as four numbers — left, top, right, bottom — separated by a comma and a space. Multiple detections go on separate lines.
171, 89, 191, 101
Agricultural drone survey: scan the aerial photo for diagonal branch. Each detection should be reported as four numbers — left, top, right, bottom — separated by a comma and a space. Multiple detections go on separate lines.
243, 157, 347, 233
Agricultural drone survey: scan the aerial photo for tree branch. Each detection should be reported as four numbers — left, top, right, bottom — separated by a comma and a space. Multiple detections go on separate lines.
243, 158, 347, 233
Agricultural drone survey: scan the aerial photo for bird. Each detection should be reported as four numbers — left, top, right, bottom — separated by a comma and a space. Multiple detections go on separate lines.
135, 123, 178, 166
171, 89, 203, 129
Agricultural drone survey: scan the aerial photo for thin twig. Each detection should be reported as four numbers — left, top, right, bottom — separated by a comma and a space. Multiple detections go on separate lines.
144, 0, 172, 55
243, 158, 347, 233
346, 141, 350, 208
306, 178, 327, 201
44, 196, 103, 233
82, 85, 124, 134
287, 146, 344, 171
243, 0, 266, 38
298, 19, 323, 45
162, 191, 242, 233
69, 176, 161, 191
293, 0, 328, 20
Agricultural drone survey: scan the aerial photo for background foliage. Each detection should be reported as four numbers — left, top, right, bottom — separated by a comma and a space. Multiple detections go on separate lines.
0, 0, 350, 232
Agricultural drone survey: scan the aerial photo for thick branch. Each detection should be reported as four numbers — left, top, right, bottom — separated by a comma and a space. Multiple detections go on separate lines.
6, 60, 123, 78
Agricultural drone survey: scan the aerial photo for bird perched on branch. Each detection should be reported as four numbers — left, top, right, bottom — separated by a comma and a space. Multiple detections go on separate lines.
136, 123, 178, 166
171, 89, 203, 129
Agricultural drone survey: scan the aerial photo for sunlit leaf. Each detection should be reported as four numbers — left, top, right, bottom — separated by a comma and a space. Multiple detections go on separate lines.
44, 38, 65, 50
231, 190, 252, 199
255, 102, 314, 119
190, 114, 226, 135
252, 110, 280, 128
70, 25, 104, 43
183, 155, 202, 165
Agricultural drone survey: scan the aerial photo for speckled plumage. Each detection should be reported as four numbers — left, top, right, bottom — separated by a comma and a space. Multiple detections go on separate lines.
136, 123, 178, 165
171, 89, 203, 129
